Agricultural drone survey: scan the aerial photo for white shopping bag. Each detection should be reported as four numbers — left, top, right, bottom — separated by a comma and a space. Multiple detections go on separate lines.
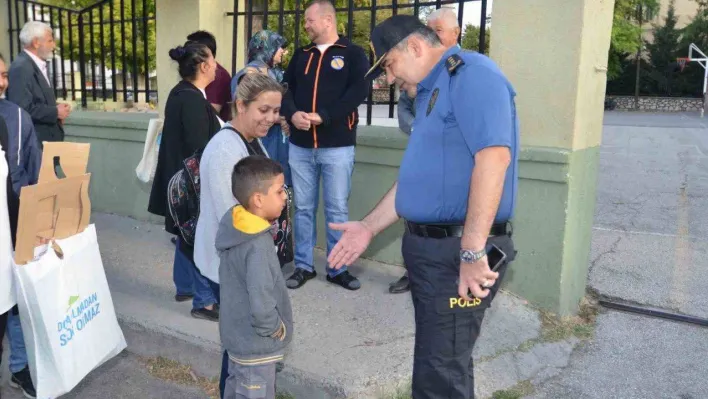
13, 224, 127, 399
0, 147, 16, 314
135, 118, 163, 183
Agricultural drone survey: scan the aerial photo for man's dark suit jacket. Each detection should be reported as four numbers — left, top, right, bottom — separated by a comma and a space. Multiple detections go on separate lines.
7, 51, 64, 144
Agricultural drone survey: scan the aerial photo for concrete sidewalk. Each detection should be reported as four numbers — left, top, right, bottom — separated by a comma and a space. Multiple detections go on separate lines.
93, 212, 583, 399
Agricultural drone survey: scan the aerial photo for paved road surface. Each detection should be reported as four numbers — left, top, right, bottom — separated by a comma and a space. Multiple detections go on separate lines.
1, 352, 208, 399
530, 111, 708, 398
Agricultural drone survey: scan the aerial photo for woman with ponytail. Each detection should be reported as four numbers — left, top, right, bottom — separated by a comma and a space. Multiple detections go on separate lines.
148, 41, 222, 321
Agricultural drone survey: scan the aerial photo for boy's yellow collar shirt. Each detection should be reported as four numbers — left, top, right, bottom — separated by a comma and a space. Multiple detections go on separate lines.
232, 205, 271, 234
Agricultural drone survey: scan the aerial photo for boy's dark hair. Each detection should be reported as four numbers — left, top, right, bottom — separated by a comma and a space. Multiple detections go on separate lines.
231, 155, 284, 207
187, 30, 217, 58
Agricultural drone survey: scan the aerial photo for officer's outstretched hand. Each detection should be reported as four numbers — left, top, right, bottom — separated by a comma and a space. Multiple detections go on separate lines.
459, 257, 499, 301
327, 221, 374, 270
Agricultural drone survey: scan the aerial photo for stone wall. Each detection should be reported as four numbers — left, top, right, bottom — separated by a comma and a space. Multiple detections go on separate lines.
607, 95, 704, 112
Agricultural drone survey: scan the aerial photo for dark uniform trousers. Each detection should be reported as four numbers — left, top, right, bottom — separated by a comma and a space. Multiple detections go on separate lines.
402, 228, 515, 399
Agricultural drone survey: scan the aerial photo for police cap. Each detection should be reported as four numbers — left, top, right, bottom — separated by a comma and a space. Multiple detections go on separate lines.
366, 15, 426, 80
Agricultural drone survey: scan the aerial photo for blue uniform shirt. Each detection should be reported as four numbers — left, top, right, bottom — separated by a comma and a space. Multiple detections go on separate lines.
395, 46, 519, 224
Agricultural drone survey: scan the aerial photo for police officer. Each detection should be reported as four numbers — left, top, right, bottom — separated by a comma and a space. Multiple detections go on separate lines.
328, 15, 519, 399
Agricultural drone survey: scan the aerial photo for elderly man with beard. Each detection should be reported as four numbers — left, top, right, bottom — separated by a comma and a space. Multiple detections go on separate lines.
8, 21, 70, 147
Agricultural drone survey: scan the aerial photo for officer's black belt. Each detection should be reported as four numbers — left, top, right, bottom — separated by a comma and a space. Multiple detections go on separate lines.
405, 221, 509, 239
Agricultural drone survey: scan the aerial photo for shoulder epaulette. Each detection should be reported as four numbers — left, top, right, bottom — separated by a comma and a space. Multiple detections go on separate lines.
445, 54, 465, 75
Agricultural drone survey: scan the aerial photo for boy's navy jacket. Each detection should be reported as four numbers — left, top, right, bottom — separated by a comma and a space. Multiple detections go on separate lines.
281, 36, 369, 149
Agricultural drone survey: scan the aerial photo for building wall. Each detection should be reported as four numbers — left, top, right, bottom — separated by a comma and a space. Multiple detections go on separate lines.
644, 0, 699, 43
656, 0, 699, 28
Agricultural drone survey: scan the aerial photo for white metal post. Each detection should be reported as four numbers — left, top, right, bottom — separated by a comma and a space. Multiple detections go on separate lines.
687, 43, 708, 118
704, 67, 707, 118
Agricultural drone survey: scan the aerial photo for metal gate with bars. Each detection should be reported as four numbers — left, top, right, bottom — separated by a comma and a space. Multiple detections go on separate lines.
6, 0, 156, 108
228, 0, 490, 125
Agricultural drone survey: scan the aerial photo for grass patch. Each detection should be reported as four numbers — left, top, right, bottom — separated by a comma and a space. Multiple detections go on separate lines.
379, 380, 535, 399
491, 380, 535, 399
141, 356, 295, 399
142, 356, 219, 398
378, 382, 412, 399
478, 296, 600, 364
539, 296, 599, 342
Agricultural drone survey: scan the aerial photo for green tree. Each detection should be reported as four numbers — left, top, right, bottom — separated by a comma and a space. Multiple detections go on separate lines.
675, 0, 708, 97
43, 0, 156, 75
460, 23, 489, 52
608, 0, 659, 80
681, 1, 708, 54
645, 0, 681, 95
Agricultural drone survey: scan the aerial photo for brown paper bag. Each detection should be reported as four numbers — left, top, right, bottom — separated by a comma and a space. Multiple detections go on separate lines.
38, 142, 90, 182
14, 143, 91, 265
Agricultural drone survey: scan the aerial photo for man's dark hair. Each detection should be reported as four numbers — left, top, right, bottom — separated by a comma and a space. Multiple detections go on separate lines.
231, 155, 284, 207
187, 30, 217, 58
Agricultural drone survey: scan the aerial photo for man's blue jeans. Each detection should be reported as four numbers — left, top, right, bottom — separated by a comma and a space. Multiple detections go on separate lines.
288, 144, 355, 277
7, 310, 26, 374
173, 238, 218, 309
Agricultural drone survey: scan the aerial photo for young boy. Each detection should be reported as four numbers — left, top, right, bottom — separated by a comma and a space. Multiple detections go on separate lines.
217, 155, 293, 399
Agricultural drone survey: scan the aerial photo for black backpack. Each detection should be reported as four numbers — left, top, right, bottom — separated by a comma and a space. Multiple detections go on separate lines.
166, 149, 202, 246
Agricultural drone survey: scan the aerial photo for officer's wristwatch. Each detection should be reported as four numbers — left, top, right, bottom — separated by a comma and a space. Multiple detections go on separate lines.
460, 248, 486, 264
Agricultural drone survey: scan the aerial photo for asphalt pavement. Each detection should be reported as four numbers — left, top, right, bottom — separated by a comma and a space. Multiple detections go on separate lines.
1, 352, 208, 399
530, 111, 708, 398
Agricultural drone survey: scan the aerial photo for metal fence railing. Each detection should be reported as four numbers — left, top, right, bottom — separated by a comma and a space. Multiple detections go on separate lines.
6, 0, 157, 108
228, 0, 490, 125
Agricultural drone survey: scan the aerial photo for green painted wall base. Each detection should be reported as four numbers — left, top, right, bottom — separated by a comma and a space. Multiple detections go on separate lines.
64, 112, 161, 224
63, 112, 598, 315
509, 146, 600, 315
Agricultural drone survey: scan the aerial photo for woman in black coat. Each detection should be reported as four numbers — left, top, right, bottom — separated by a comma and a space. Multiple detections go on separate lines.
147, 42, 221, 320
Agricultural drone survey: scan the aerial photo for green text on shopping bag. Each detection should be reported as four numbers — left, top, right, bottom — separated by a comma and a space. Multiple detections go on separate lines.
57, 293, 101, 346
